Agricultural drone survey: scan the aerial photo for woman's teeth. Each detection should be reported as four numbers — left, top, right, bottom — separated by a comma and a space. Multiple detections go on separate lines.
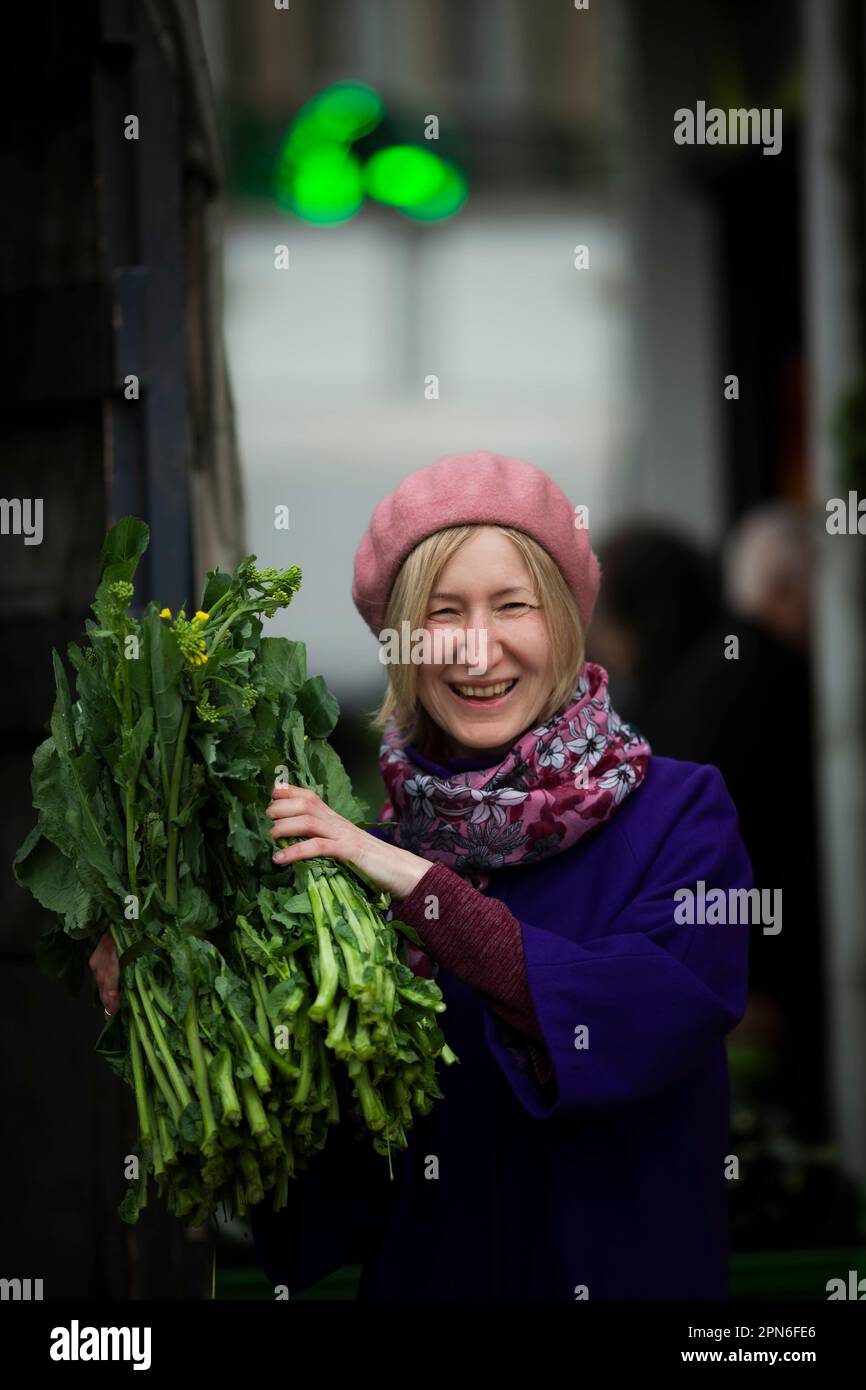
449, 679, 518, 700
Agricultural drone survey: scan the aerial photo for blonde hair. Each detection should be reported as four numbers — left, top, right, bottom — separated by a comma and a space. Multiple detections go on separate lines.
368, 524, 585, 758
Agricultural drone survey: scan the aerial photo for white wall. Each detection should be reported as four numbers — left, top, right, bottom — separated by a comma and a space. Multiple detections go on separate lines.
224, 193, 636, 704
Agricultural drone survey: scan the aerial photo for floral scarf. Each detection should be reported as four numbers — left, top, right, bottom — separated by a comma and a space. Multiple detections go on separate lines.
378, 661, 652, 891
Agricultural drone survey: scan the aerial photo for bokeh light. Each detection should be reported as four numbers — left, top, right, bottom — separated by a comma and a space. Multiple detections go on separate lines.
274, 83, 467, 225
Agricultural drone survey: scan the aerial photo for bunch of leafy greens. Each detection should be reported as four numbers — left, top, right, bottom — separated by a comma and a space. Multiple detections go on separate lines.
14, 517, 456, 1226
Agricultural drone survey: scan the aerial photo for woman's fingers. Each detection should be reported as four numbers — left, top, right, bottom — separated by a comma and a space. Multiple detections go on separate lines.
269, 813, 322, 841
266, 786, 324, 817
267, 787, 348, 844
273, 836, 331, 865
266, 782, 356, 866
266, 796, 305, 817
268, 782, 313, 808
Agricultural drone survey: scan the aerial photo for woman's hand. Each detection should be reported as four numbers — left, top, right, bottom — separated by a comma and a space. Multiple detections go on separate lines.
86, 787, 430, 1014
89, 931, 120, 1014
266, 783, 432, 901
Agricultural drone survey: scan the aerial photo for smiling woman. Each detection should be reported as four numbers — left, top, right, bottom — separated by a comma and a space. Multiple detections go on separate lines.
374, 522, 585, 764
250, 450, 753, 1302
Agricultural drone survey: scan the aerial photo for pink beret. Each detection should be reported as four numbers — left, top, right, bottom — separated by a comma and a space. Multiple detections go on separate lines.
351, 451, 600, 637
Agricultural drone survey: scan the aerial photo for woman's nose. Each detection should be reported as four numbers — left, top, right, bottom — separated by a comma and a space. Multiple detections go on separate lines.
465, 614, 503, 671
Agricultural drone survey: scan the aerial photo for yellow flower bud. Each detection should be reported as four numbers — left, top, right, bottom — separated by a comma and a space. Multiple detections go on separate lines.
159, 607, 172, 619
193, 610, 209, 623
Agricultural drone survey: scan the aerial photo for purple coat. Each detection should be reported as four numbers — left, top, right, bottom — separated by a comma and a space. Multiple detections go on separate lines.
250, 753, 752, 1300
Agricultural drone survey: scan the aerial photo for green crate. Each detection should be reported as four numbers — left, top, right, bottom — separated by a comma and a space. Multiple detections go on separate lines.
729, 1248, 866, 1300
217, 1250, 866, 1301
216, 1263, 362, 1300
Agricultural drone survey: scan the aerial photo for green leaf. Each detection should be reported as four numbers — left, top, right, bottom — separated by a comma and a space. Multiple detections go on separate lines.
117, 937, 158, 970
264, 979, 305, 1020
226, 798, 265, 865
216, 649, 254, 671
287, 716, 311, 788
331, 914, 363, 955
167, 931, 219, 1020
296, 675, 340, 739
49, 650, 78, 760
306, 740, 369, 824
266, 890, 311, 915
92, 518, 151, 628
115, 708, 154, 791
118, 1185, 143, 1225
67, 643, 119, 753
207, 748, 262, 781
97, 517, 150, 584
13, 825, 102, 938
142, 610, 184, 794
200, 568, 232, 613
178, 1101, 204, 1146
257, 638, 306, 696
29, 733, 126, 908
389, 916, 424, 948
177, 883, 219, 937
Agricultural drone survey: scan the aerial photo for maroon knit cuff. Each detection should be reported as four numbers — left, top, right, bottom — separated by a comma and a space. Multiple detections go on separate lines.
391, 862, 548, 1055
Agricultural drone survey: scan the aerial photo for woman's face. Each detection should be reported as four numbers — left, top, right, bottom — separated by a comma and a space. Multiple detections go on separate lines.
415, 528, 555, 760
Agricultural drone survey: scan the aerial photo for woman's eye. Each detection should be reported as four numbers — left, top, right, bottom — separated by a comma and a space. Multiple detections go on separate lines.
429, 602, 531, 618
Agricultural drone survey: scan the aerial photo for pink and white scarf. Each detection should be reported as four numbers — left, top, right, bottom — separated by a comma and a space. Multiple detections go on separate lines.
378, 661, 651, 891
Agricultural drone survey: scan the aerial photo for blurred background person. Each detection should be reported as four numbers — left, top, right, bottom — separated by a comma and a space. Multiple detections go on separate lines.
589, 505, 826, 1142
587, 522, 723, 730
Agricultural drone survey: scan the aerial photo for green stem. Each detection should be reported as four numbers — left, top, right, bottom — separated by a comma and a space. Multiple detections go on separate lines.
198, 586, 234, 624
307, 879, 339, 1021
149, 1118, 165, 1179
204, 673, 249, 696
325, 996, 351, 1050
398, 982, 446, 1012
127, 988, 183, 1122
133, 965, 192, 1111
165, 702, 192, 908
227, 1002, 271, 1093
125, 785, 138, 897
211, 1047, 242, 1125
319, 878, 371, 1002
148, 973, 174, 1020
290, 1015, 314, 1106
157, 1112, 176, 1166
353, 1062, 387, 1132
108, 919, 131, 958
128, 1016, 152, 1145
249, 966, 271, 1040
205, 601, 259, 660
252, 1034, 300, 1080
238, 1148, 265, 1206
119, 629, 140, 899
183, 947, 219, 1154
239, 1076, 270, 1138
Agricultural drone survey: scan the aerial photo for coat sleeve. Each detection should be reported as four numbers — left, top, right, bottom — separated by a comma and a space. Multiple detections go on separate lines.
484, 763, 753, 1120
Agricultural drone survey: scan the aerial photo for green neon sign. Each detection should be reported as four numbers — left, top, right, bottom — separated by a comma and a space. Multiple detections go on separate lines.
274, 81, 467, 225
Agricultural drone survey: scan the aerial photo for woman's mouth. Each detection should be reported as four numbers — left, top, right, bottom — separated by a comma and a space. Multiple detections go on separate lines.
446, 677, 519, 707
